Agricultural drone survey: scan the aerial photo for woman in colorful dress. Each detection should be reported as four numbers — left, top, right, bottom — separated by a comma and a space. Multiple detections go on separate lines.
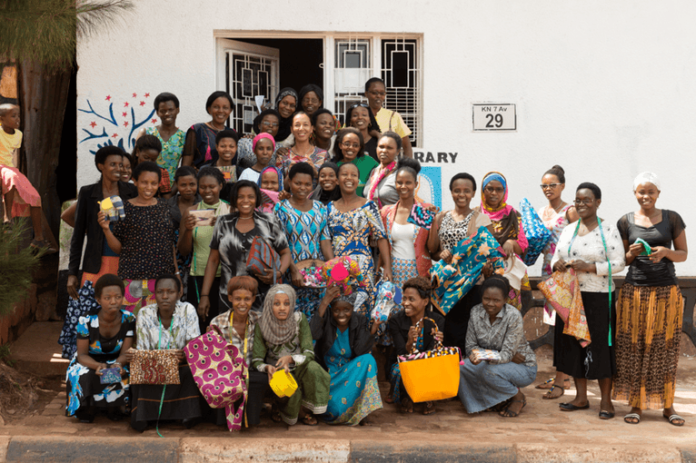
363, 131, 402, 208
332, 127, 378, 197
178, 167, 231, 330
209, 276, 269, 428
251, 285, 331, 426
328, 162, 391, 317
388, 276, 444, 415
551, 182, 625, 420
276, 111, 327, 178
182, 91, 234, 168
274, 162, 334, 322
136, 92, 185, 186
66, 274, 135, 423
476, 171, 530, 309
310, 286, 383, 425
98, 162, 178, 314
199, 180, 291, 315
428, 173, 493, 352
613, 172, 688, 426
129, 275, 202, 432
535, 165, 578, 399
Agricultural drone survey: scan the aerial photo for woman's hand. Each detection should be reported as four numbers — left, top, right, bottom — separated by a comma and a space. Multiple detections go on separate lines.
568, 259, 595, 273
266, 365, 277, 382
256, 270, 274, 285
184, 213, 196, 231
431, 327, 443, 343
97, 211, 110, 230
275, 355, 294, 372
125, 348, 135, 364
290, 267, 305, 287
440, 249, 453, 264
407, 325, 418, 347
381, 266, 393, 282
112, 362, 126, 376
482, 260, 494, 278
278, 190, 291, 201
468, 353, 482, 365
95, 363, 109, 375
650, 246, 669, 264
425, 204, 439, 214
553, 259, 568, 273
174, 349, 186, 363
198, 296, 210, 318
511, 352, 526, 364
322, 285, 341, 305
627, 242, 644, 258
502, 239, 516, 257
67, 275, 79, 300
275, 147, 290, 161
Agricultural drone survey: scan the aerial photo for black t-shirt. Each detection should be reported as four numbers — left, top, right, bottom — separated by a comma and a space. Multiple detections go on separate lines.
617, 210, 685, 286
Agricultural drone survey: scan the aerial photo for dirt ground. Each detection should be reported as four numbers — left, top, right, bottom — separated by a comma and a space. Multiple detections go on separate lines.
1, 336, 695, 447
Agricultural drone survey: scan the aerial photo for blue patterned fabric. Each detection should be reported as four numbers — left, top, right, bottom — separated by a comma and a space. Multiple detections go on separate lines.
430, 226, 505, 315
519, 198, 552, 266
274, 199, 331, 320
58, 281, 99, 359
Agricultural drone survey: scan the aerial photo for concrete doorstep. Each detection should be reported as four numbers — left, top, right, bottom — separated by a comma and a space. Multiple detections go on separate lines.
1, 437, 695, 463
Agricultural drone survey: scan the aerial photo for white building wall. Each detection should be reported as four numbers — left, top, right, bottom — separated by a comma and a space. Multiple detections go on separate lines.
77, 0, 696, 275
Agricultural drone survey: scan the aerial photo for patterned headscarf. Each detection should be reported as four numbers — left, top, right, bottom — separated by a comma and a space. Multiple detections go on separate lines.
257, 166, 283, 192
480, 171, 513, 221
258, 285, 298, 346
633, 172, 661, 191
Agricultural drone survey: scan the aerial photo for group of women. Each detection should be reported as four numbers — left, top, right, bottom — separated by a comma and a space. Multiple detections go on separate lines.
60, 80, 688, 429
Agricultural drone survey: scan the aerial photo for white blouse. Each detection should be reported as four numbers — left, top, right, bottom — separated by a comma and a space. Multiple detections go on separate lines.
391, 222, 416, 260
551, 220, 626, 293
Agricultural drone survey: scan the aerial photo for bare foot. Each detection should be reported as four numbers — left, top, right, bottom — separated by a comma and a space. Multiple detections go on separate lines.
499, 392, 526, 417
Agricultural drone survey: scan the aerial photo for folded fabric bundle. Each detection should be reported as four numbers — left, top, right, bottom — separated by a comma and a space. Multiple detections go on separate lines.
503, 256, 527, 291
130, 350, 181, 385
430, 226, 505, 315
471, 348, 501, 362
537, 269, 591, 347
99, 195, 125, 222
519, 197, 552, 266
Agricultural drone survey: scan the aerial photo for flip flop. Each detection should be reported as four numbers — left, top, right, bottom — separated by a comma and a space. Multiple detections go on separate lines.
559, 402, 590, 411
542, 384, 565, 400
599, 410, 615, 420
664, 414, 685, 427
624, 413, 641, 424
535, 378, 555, 390
499, 400, 526, 418
301, 414, 319, 426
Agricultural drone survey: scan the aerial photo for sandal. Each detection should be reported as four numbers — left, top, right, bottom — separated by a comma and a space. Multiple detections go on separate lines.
599, 410, 615, 420
624, 413, 641, 424
423, 401, 436, 415
664, 414, 685, 427
499, 399, 526, 418
301, 413, 318, 426
30, 239, 57, 254
542, 384, 565, 400
535, 378, 555, 390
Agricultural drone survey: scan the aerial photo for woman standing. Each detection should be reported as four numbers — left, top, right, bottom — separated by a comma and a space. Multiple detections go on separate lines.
311, 108, 337, 153
236, 109, 281, 171
273, 88, 298, 147
98, 162, 178, 314
331, 128, 378, 197
309, 162, 340, 205
328, 163, 392, 317
364, 78, 412, 158
613, 173, 687, 426
274, 163, 334, 322
251, 285, 331, 426
551, 182, 625, 420
477, 172, 530, 309
298, 84, 323, 117
178, 167, 231, 329
346, 103, 380, 162
182, 91, 234, 168
276, 112, 327, 177
428, 173, 492, 351
535, 165, 578, 399
363, 132, 402, 208
198, 180, 291, 315
67, 146, 138, 299
310, 287, 383, 425
166, 167, 200, 233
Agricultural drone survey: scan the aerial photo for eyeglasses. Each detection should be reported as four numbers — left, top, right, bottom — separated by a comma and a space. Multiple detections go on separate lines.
261, 121, 279, 128
540, 183, 559, 190
573, 199, 594, 206
349, 103, 369, 109
484, 186, 504, 194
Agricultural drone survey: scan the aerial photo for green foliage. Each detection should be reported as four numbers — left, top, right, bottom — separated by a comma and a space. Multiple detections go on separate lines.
0, 0, 134, 70
0, 344, 15, 367
0, 223, 41, 317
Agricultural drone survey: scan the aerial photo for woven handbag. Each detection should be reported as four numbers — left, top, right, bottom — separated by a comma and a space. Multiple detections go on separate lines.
246, 235, 281, 284
184, 325, 247, 431
397, 318, 461, 403
130, 350, 180, 385
519, 197, 552, 266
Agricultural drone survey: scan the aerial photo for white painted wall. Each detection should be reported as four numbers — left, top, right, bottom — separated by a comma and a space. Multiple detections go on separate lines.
77, 0, 696, 275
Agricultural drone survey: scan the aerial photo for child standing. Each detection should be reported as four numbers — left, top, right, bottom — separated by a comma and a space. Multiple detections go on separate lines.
0, 103, 55, 252
207, 130, 238, 183
239, 133, 275, 184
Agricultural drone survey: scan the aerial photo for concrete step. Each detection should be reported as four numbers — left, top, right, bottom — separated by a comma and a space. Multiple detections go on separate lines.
9, 322, 68, 377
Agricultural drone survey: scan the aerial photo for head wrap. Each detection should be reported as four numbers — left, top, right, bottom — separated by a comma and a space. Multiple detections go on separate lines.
274, 88, 298, 142
257, 166, 283, 192
252, 109, 281, 138
633, 172, 661, 191
480, 171, 513, 221
252, 132, 276, 152
258, 284, 298, 345
335, 291, 358, 308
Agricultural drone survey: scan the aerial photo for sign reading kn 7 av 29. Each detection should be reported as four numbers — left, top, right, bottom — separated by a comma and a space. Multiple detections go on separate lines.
472, 104, 516, 131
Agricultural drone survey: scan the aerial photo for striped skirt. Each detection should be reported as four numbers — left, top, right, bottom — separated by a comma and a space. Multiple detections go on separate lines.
613, 283, 683, 410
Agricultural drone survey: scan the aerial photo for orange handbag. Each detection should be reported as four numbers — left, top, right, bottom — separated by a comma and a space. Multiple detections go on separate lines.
397, 318, 461, 403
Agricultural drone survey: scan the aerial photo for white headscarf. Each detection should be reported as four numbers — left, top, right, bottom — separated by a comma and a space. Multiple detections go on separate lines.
633, 172, 661, 191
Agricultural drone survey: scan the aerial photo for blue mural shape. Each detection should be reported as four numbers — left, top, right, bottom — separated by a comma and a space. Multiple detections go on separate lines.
417, 166, 442, 209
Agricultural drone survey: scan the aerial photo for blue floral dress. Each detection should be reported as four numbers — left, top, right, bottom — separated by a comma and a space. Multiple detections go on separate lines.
145, 126, 185, 185
58, 281, 99, 359
324, 329, 383, 425
327, 201, 387, 317
65, 310, 135, 417
274, 199, 331, 321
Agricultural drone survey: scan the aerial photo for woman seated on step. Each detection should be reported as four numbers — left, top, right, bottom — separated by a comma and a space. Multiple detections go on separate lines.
457, 276, 537, 417
128, 274, 203, 432
310, 286, 383, 425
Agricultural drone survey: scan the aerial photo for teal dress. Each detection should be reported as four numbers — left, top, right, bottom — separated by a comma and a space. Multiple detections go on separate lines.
324, 328, 383, 425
